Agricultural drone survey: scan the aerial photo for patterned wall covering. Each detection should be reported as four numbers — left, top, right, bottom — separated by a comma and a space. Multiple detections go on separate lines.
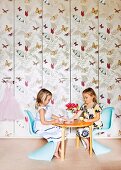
0, 0, 121, 138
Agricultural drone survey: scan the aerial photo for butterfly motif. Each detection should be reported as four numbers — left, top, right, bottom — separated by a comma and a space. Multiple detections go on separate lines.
16, 77, 22, 81
114, 8, 121, 13
18, 6, 22, 11
43, 0, 50, 5
100, 59, 104, 64
25, 81, 28, 87
81, 11, 84, 16
36, 43, 41, 49
107, 63, 110, 69
51, 99, 54, 104
61, 25, 68, 32
33, 61, 39, 65
74, 42, 78, 46
2, 9, 9, 13
100, 24, 104, 28
18, 42, 22, 46
81, 46, 85, 51
35, 8, 42, 14
25, 11, 28, 16
89, 61, 95, 65
92, 42, 98, 49
118, 60, 121, 66
117, 25, 121, 31
2, 44, 8, 48
33, 26, 39, 30
50, 50, 57, 55
5, 60, 12, 67
89, 26, 95, 30
25, 32, 32, 38
5, 25, 12, 32
16, 15, 24, 22
73, 49, 80, 57
51, 63, 54, 69
115, 114, 121, 118
59, 44, 65, 48
92, 78, 98, 84
5, 131, 12, 137
107, 49, 114, 55
115, 43, 121, 48
99, 32, 106, 40
92, 8, 98, 15
107, 98, 111, 104
8, 33, 13, 36
106, 14, 114, 21
16, 50, 24, 57
81, 32, 88, 38
99, 0, 106, 5
107, 28, 110, 34
81, 81, 85, 86
51, 28, 55, 34
50, 15, 58, 21
43, 24, 48, 29
74, 7, 78, 11
73, 14, 80, 22
25, 116, 28, 122
58, 9, 65, 13
16, 121, 24, 128
74, 77, 78, 81
25, 46, 28, 51
115, 78, 121, 83
43, 59, 48, 64
118, 95, 121, 101
100, 94, 104, 99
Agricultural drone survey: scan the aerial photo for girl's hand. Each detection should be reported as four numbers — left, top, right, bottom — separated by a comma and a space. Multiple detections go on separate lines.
83, 118, 88, 122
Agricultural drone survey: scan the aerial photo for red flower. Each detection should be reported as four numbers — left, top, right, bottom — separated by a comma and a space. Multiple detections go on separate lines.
65, 103, 80, 113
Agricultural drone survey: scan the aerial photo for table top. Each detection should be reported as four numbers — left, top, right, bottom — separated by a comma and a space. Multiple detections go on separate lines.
53, 120, 93, 128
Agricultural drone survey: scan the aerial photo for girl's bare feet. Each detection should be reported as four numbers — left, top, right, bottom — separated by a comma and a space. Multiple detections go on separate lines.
54, 152, 61, 159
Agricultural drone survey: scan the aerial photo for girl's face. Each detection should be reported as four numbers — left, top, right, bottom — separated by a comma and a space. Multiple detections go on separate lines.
43, 95, 52, 106
83, 93, 94, 105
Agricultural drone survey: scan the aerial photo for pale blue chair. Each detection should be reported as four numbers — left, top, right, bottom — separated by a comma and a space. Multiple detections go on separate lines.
24, 110, 57, 161
92, 107, 114, 155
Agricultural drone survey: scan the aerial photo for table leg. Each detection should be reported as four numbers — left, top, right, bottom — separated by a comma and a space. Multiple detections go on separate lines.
89, 125, 92, 157
61, 127, 65, 160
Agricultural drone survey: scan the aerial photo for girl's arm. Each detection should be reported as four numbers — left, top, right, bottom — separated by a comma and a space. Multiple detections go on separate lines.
84, 112, 100, 123
39, 109, 59, 125
68, 110, 83, 121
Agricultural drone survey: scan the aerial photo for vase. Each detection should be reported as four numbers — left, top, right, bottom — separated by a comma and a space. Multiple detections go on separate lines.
66, 111, 73, 119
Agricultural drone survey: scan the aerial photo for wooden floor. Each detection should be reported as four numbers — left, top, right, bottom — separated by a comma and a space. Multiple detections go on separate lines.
0, 138, 121, 170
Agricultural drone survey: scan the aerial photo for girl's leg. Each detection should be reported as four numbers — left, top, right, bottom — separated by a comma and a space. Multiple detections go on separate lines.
82, 138, 89, 150
54, 142, 61, 159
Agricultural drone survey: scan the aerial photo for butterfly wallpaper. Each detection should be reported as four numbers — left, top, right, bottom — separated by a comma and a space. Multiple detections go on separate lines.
0, 0, 121, 138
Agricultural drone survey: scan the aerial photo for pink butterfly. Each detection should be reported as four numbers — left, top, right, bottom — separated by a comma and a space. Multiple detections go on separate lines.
25, 81, 28, 87
25, 11, 28, 16
81, 11, 84, 16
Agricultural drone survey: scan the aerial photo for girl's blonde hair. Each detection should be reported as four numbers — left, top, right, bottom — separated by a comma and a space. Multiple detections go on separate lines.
82, 87, 97, 103
35, 88, 52, 107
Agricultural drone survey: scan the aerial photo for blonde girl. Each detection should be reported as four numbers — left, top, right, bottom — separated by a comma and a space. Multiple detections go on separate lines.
69, 87, 103, 150
34, 88, 65, 159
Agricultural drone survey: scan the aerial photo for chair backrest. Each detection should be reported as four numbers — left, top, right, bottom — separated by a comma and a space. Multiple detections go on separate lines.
24, 110, 35, 134
101, 107, 114, 129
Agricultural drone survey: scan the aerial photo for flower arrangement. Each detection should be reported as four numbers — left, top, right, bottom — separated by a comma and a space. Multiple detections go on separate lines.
65, 103, 80, 114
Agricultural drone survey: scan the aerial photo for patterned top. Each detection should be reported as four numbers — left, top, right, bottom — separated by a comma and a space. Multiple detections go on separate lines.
80, 103, 103, 129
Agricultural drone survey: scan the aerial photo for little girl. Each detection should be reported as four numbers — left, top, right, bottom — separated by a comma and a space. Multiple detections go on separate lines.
69, 87, 103, 150
34, 88, 65, 159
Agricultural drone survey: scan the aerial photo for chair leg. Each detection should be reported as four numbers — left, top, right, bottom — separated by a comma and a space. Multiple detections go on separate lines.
76, 135, 80, 148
